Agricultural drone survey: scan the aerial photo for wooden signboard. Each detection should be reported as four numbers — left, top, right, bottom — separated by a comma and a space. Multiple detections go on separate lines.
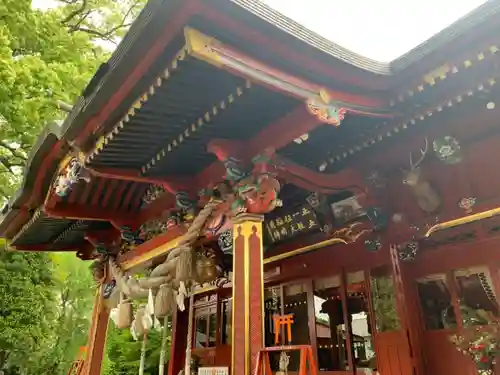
265, 204, 320, 243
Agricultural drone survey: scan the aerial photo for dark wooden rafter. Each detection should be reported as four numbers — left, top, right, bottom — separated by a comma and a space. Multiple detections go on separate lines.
122, 182, 140, 209
110, 181, 129, 210
90, 179, 107, 206
73, 0, 200, 148
52, 220, 87, 244
101, 179, 119, 207
10, 209, 44, 245
140, 80, 253, 174
83, 26, 393, 165
86, 45, 191, 163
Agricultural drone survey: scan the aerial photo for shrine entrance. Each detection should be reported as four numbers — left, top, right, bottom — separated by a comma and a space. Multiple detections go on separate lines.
369, 267, 413, 375
261, 268, 414, 375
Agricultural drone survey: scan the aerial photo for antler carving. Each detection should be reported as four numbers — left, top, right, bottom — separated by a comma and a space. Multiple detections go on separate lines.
402, 138, 441, 213
409, 137, 428, 171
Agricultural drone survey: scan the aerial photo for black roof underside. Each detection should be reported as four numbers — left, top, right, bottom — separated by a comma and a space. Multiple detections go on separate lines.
11, 211, 111, 248
87, 56, 300, 176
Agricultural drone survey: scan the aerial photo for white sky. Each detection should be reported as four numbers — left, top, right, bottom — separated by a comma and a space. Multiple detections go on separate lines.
33, 0, 488, 62
260, 0, 488, 61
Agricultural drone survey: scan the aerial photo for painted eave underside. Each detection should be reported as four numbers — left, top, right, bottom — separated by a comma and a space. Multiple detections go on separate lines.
3, 0, 500, 248
61, 0, 500, 143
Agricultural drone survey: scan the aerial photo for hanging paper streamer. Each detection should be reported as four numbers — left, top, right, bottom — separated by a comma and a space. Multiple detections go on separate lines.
433, 136, 462, 164
147, 289, 155, 316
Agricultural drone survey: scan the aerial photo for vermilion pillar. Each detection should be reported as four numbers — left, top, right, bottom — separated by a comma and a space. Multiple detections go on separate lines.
168, 308, 188, 375
82, 285, 110, 375
232, 214, 265, 375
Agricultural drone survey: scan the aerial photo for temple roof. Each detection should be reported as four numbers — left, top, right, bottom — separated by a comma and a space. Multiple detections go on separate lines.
2, 0, 500, 253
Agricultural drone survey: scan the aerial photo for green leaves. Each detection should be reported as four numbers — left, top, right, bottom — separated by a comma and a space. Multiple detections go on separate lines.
103, 324, 170, 375
0, 0, 146, 202
0, 251, 55, 372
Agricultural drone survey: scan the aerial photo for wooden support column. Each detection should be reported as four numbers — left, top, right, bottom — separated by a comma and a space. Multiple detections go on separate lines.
232, 214, 265, 375
389, 245, 423, 375
82, 285, 109, 375
168, 308, 189, 375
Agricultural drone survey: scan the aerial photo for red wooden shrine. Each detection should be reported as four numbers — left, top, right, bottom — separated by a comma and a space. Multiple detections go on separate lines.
2, 1, 500, 375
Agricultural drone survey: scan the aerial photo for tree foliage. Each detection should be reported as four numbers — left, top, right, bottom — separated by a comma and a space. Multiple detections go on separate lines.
38, 253, 96, 375
0, 0, 145, 201
0, 1, 169, 374
103, 324, 169, 375
0, 251, 54, 374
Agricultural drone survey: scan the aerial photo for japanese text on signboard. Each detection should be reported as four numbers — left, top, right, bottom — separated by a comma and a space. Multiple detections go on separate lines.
265, 205, 320, 243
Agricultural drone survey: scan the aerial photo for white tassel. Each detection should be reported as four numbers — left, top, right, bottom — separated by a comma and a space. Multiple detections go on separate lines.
176, 282, 187, 311
142, 314, 153, 332
110, 308, 119, 326
131, 320, 138, 341
153, 317, 162, 331
147, 288, 155, 316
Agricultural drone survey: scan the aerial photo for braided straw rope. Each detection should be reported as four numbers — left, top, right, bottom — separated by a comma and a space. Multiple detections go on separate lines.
152, 199, 222, 278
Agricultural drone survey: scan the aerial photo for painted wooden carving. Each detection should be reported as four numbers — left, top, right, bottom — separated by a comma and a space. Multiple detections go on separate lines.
402, 138, 441, 213
201, 152, 283, 237
306, 90, 347, 126
54, 158, 90, 197
331, 222, 372, 244
142, 184, 166, 205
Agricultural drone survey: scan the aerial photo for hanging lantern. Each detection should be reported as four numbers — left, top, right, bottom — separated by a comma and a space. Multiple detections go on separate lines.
433, 136, 462, 164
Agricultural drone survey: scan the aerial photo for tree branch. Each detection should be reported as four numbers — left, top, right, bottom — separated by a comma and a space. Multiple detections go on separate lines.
61, 0, 88, 25
67, 0, 139, 42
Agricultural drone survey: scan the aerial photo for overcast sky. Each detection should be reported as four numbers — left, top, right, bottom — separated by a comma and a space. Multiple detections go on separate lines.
33, 0, 488, 61
260, 0, 488, 61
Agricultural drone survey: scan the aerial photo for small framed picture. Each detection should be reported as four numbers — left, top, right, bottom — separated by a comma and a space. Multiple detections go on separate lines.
330, 196, 366, 224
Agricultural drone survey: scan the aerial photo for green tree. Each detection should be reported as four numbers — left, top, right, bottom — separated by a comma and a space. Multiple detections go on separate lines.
0, 0, 145, 201
103, 323, 169, 375
0, 251, 54, 375
35, 253, 96, 375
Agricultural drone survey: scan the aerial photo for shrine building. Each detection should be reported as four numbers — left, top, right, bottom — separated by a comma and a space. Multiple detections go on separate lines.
2, 1, 500, 375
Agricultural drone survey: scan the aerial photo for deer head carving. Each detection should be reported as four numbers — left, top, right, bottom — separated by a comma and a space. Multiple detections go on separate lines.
402, 138, 442, 213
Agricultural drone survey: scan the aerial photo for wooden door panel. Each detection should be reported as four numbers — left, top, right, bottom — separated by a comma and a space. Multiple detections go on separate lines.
375, 331, 413, 375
